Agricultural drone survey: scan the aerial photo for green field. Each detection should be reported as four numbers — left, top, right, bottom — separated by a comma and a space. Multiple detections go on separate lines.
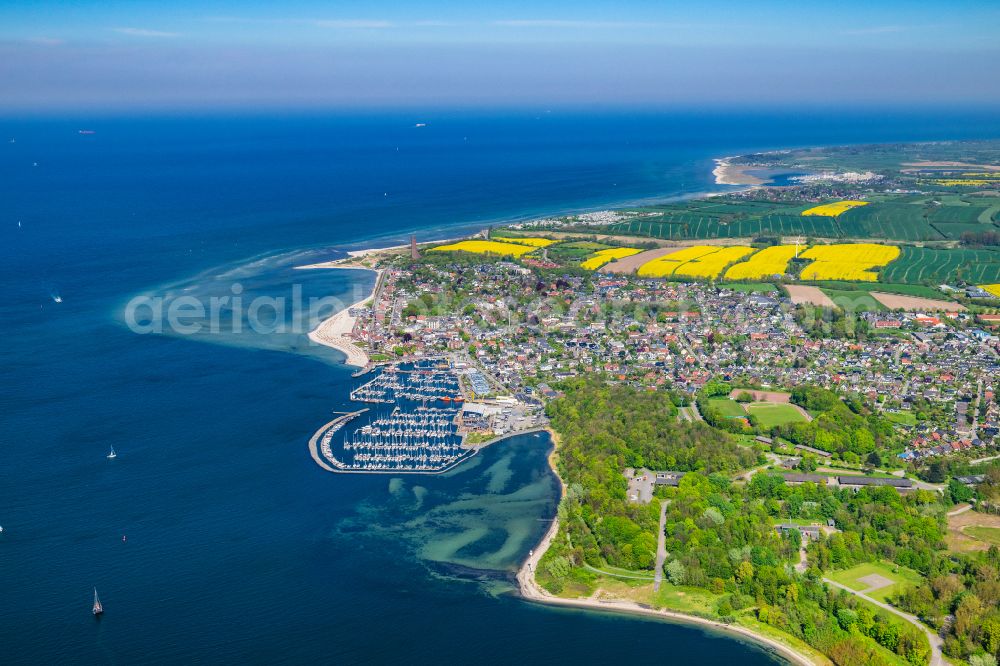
708, 397, 748, 418
723, 282, 779, 293
885, 411, 918, 426
746, 403, 806, 428
964, 526, 1000, 547
804, 282, 945, 298
927, 204, 991, 224
881, 246, 1000, 284
827, 561, 924, 603
821, 289, 885, 312
931, 222, 995, 239
840, 203, 943, 241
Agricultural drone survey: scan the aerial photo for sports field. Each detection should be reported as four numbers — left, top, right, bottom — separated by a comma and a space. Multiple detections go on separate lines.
746, 403, 807, 427
707, 398, 748, 418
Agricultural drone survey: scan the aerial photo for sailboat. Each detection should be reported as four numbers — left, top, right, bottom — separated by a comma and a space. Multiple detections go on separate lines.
92, 588, 103, 616
107, 446, 117, 460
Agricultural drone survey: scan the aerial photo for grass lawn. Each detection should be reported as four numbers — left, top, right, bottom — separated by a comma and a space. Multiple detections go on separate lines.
827, 561, 924, 602
964, 526, 1000, 547
708, 397, 748, 418
653, 581, 722, 616
820, 289, 886, 312
885, 410, 917, 426
723, 282, 778, 294
746, 403, 806, 428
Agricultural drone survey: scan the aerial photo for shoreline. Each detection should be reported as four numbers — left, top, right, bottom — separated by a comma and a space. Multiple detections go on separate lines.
296, 264, 382, 368
515, 430, 816, 666
713, 156, 768, 186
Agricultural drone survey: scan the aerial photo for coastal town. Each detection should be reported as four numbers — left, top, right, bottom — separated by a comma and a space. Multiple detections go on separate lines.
300, 141, 1000, 666
314, 247, 998, 473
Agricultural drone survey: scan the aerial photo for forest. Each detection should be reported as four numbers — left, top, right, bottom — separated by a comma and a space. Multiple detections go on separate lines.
536, 378, 1000, 666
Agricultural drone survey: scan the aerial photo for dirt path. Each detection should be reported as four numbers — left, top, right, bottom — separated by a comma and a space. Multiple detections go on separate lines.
654, 500, 669, 591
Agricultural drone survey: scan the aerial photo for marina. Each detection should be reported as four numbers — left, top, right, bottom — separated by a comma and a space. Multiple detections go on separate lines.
311, 361, 473, 474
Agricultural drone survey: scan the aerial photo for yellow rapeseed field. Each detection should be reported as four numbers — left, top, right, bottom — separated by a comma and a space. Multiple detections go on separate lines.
491, 236, 559, 247
800, 200, 870, 217
636, 246, 718, 278
724, 245, 799, 280
981, 284, 1000, 298
799, 243, 900, 281
932, 179, 991, 187
580, 247, 642, 270
429, 240, 537, 257
673, 246, 755, 279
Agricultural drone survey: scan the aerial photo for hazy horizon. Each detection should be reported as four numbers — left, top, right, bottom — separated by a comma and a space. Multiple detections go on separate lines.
2, 0, 999, 111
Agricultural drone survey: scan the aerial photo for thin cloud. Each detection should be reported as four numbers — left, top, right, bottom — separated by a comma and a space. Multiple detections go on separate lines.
113, 27, 181, 38
312, 19, 393, 29
203, 16, 393, 29
840, 25, 907, 36
493, 19, 658, 29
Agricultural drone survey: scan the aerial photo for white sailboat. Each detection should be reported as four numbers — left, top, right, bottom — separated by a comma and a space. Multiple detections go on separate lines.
107, 445, 117, 460
92, 588, 103, 616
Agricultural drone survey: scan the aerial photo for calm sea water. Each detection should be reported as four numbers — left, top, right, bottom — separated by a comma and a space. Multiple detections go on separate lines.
3, 109, 1000, 664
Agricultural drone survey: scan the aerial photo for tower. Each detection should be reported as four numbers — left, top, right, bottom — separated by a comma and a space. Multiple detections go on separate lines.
410, 234, 419, 260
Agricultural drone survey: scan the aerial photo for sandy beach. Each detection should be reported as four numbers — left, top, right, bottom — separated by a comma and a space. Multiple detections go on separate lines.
295, 263, 381, 368
713, 157, 768, 186
516, 432, 817, 666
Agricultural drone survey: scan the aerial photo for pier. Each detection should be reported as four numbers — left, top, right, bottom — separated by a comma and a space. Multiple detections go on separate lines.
310, 361, 479, 474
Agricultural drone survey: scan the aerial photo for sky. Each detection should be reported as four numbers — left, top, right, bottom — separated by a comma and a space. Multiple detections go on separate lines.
1, 0, 999, 111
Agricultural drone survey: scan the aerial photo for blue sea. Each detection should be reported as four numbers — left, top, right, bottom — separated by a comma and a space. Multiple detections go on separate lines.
3, 109, 999, 664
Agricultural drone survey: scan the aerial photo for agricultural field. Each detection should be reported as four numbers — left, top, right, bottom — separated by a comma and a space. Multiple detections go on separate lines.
982, 284, 1000, 298
926, 204, 991, 224
635, 245, 718, 277
785, 285, 836, 307
672, 246, 755, 278
881, 246, 1000, 284
818, 289, 885, 312
838, 203, 943, 241
802, 282, 944, 299
723, 283, 778, 293
579, 247, 642, 270
800, 200, 869, 217
429, 240, 538, 257
746, 403, 806, 427
799, 244, 900, 282
932, 222, 992, 240
724, 244, 799, 280
826, 561, 924, 603
490, 236, 558, 248
869, 292, 965, 312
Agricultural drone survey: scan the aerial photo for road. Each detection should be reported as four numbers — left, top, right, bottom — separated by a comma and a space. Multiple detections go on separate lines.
823, 578, 944, 666
654, 500, 669, 591
947, 503, 973, 517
